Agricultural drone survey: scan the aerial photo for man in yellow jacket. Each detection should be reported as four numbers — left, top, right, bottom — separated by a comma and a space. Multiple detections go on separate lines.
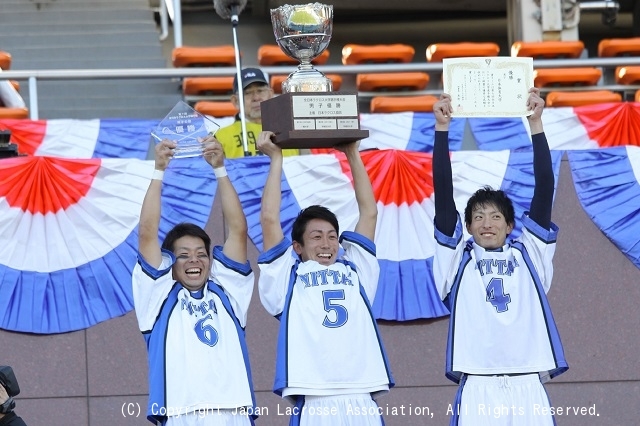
216, 67, 300, 158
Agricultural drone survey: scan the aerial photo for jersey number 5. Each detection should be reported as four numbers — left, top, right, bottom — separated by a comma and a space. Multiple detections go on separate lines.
486, 278, 511, 313
322, 290, 349, 328
194, 314, 219, 347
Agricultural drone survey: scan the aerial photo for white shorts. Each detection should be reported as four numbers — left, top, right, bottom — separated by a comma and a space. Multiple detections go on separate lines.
292, 394, 383, 426
454, 374, 555, 426
163, 409, 252, 426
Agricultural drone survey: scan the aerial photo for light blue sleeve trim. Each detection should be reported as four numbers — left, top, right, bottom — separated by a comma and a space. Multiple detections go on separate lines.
340, 231, 376, 256
522, 213, 559, 244
137, 249, 174, 280
434, 216, 464, 249
212, 245, 252, 276
257, 238, 291, 264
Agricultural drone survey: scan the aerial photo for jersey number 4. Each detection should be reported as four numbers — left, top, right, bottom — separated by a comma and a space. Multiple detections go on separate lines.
486, 278, 511, 313
322, 290, 349, 328
194, 314, 219, 347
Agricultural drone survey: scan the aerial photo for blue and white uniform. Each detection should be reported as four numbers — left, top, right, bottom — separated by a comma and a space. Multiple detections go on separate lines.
132, 246, 256, 425
258, 232, 394, 425
434, 214, 568, 426
432, 129, 568, 425
434, 214, 568, 382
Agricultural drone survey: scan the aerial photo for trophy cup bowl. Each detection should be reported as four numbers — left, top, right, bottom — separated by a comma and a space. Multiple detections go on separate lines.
271, 3, 333, 93
261, 2, 369, 149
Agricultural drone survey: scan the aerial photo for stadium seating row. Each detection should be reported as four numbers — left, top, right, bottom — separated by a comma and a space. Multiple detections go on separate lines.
173, 38, 640, 115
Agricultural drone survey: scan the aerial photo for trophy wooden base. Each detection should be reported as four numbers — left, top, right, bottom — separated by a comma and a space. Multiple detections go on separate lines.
261, 92, 369, 149
272, 129, 370, 149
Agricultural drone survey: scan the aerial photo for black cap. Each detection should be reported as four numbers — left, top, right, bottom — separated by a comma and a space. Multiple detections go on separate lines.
233, 68, 269, 93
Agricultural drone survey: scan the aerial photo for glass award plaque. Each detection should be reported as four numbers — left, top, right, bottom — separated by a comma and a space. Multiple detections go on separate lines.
152, 101, 220, 158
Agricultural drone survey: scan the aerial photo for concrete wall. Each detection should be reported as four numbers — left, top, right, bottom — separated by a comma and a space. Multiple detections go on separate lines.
1, 156, 639, 426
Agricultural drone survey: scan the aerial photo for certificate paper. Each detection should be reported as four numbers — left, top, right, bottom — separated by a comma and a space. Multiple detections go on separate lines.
443, 57, 534, 117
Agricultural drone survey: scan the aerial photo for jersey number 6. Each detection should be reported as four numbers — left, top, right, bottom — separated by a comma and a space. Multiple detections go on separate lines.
194, 314, 219, 346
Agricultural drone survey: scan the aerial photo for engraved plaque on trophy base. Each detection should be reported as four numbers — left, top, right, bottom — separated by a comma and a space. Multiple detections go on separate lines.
261, 92, 369, 149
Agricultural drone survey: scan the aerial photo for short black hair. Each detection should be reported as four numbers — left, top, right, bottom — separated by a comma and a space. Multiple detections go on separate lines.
161, 223, 211, 257
464, 186, 515, 227
291, 205, 339, 245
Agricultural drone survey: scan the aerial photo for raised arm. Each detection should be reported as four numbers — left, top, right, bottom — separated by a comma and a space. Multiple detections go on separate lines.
432, 94, 457, 237
526, 88, 554, 230
256, 131, 285, 251
203, 136, 248, 263
139, 139, 175, 268
336, 141, 377, 241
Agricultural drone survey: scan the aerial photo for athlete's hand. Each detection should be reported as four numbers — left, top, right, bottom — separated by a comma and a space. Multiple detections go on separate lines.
526, 88, 545, 135
433, 93, 453, 131
154, 139, 176, 171
202, 136, 225, 169
256, 131, 282, 159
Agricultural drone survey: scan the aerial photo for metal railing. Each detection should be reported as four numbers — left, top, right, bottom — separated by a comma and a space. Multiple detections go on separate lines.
2, 56, 640, 119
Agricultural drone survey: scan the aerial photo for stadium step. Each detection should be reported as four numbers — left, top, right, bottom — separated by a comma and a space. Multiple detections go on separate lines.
0, 0, 180, 120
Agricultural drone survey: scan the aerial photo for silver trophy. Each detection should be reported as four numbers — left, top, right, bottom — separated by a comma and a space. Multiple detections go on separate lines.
271, 3, 333, 93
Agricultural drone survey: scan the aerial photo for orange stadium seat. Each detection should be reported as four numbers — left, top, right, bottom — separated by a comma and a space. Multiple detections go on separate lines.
182, 76, 234, 96
636, 90, 640, 102
356, 72, 429, 92
0, 51, 11, 70
615, 66, 640, 85
370, 95, 439, 113
511, 41, 584, 58
533, 68, 602, 87
598, 37, 640, 57
426, 42, 500, 62
511, 41, 599, 89
193, 101, 238, 117
342, 44, 415, 65
258, 45, 329, 66
0, 108, 29, 119
545, 90, 622, 107
270, 74, 342, 94
341, 44, 420, 94
172, 45, 236, 68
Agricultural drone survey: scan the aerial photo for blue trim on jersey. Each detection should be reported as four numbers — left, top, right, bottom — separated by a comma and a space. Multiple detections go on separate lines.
258, 238, 291, 264
336, 257, 357, 273
359, 284, 396, 388
273, 259, 300, 396
444, 250, 474, 384
521, 214, 559, 244
212, 245, 252, 276
144, 279, 258, 422
145, 284, 182, 423
449, 374, 468, 426
339, 231, 376, 257
434, 220, 464, 250
206, 281, 259, 419
512, 241, 568, 379
138, 250, 174, 280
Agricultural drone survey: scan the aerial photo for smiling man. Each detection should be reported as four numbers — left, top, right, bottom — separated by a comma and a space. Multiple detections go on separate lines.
432, 89, 568, 426
255, 131, 394, 426
133, 137, 256, 425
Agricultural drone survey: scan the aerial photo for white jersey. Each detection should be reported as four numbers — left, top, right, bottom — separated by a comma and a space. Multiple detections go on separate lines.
434, 214, 568, 383
132, 246, 256, 423
258, 231, 394, 400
